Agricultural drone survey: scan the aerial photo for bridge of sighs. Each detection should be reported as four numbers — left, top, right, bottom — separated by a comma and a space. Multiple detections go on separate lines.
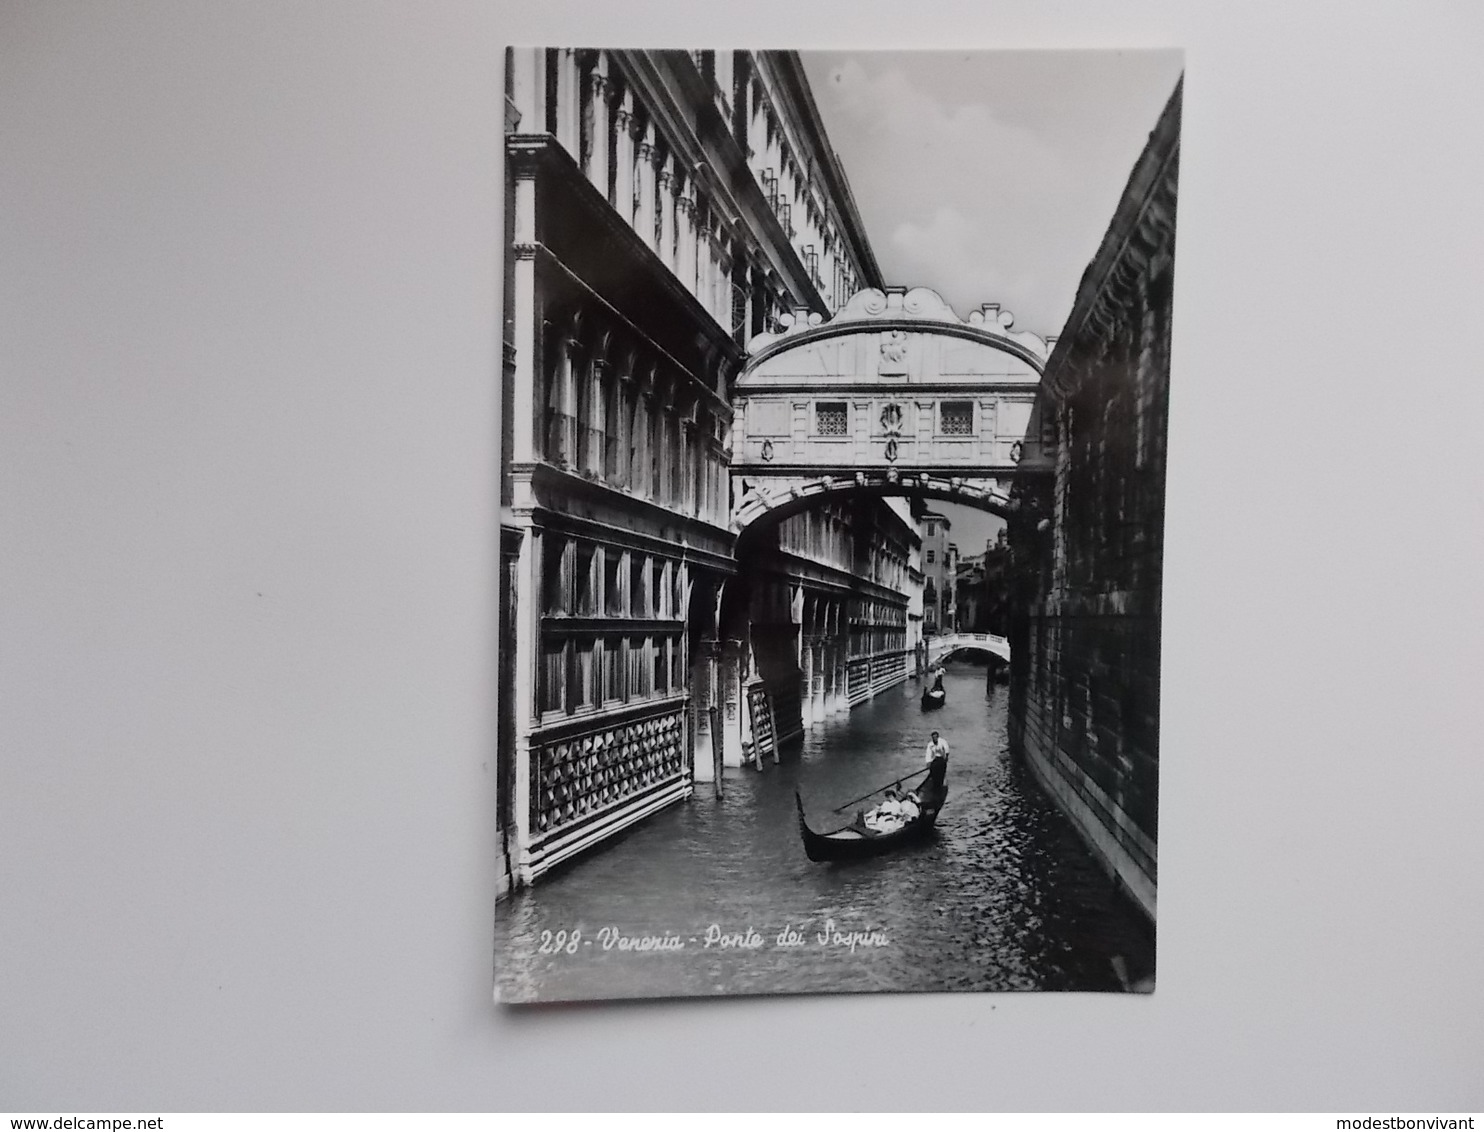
730, 286, 1055, 532
704, 286, 1054, 771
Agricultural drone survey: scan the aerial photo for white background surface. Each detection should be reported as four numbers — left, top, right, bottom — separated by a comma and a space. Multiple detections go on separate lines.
4, 0, 1482, 1111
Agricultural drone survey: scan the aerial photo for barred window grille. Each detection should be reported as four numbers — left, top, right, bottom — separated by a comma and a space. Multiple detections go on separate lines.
627, 636, 649, 698
940, 401, 974, 435
815, 402, 848, 436
601, 638, 623, 702
541, 639, 567, 714
574, 542, 597, 615
629, 554, 646, 617
761, 169, 779, 210
604, 551, 624, 616
542, 536, 568, 614
572, 637, 596, 710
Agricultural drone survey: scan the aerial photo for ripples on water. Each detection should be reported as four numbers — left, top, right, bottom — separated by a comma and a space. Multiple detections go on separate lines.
495, 665, 1155, 1003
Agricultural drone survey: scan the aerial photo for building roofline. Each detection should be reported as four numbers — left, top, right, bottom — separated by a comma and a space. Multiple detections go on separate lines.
764, 52, 885, 291
1043, 77, 1182, 401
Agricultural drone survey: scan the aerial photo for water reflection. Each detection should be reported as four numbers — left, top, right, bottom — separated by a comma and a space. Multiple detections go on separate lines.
496, 665, 1154, 1002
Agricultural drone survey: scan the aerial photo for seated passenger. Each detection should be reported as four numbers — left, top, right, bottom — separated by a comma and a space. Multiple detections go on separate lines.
863, 790, 909, 833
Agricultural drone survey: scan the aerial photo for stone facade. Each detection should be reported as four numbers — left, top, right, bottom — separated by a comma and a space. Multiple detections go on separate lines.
727, 497, 917, 764
500, 49, 879, 887
1007, 81, 1180, 922
918, 509, 953, 636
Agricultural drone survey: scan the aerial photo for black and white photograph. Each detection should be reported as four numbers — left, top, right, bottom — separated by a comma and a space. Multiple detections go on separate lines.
11, 0, 1484, 1114
495, 47, 1182, 1003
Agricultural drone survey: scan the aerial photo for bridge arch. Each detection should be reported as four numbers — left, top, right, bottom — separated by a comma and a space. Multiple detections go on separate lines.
730, 470, 1016, 541
926, 632, 1012, 665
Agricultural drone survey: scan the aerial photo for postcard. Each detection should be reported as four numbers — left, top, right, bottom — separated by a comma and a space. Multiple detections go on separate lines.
495, 47, 1180, 1002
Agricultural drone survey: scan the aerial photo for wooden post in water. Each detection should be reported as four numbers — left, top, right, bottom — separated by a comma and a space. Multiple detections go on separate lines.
709, 705, 723, 796
707, 641, 723, 798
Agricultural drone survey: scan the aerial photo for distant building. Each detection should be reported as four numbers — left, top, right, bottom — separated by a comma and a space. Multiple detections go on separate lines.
981, 529, 1011, 636
915, 508, 953, 636
954, 552, 985, 632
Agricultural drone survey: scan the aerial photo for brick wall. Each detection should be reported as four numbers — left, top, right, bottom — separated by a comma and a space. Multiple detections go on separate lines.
1007, 82, 1179, 922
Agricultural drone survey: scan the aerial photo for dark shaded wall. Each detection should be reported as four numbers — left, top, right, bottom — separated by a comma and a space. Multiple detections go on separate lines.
1007, 82, 1180, 922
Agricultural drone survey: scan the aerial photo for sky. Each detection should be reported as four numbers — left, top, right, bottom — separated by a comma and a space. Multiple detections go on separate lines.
799, 49, 1184, 553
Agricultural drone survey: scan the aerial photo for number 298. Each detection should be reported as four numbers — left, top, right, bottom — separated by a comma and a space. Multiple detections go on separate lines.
537, 928, 582, 955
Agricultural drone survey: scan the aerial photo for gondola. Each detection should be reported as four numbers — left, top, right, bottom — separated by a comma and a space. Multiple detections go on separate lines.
795, 763, 949, 862
921, 685, 946, 710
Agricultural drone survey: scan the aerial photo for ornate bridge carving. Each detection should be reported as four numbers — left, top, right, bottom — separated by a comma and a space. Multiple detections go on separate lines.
731, 286, 1055, 533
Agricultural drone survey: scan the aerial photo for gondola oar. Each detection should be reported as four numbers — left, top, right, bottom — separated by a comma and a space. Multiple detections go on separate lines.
830, 767, 933, 813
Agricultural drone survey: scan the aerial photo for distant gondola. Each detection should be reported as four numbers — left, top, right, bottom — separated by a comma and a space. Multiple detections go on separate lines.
921, 686, 946, 710
795, 766, 949, 862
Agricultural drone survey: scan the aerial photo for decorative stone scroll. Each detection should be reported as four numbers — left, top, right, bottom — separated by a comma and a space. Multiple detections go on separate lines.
741, 285, 1049, 378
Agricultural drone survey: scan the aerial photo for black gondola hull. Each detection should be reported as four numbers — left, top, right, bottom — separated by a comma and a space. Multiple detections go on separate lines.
795, 776, 949, 862
921, 688, 946, 710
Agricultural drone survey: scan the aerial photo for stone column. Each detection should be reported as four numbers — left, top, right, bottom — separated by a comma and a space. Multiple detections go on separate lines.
509, 194, 541, 466
508, 48, 546, 132
637, 125, 657, 253
799, 633, 814, 728
676, 184, 696, 292
615, 86, 637, 227
586, 55, 612, 201
819, 640, 831, 721
512, 524, 543, 885
719, 638, 747, 771
661, 155, 679, 272
554, 49, 581, 155
692, 636, 716, 784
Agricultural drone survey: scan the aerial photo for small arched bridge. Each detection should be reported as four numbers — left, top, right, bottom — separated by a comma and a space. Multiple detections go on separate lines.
927, 632, 1011, 665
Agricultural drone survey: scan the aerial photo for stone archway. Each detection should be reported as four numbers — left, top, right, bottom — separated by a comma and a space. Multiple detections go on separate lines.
730, 471, 1017, 541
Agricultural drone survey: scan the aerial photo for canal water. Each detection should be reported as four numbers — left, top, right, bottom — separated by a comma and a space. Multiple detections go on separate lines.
495, 663, 1155, 1003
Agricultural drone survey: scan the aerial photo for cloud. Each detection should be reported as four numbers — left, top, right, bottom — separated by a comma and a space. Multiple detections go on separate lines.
812, 59, 1081, 331
803, 52, 1183, 335
888, 207, 1014, 320
820, 59, 1069, 204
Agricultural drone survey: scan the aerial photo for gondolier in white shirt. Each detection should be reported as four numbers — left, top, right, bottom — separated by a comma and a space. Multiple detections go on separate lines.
914, 735, 949, 789
924, 730, 950, 767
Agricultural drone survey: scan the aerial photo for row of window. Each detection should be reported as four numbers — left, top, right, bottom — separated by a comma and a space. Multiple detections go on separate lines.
538, 50, 860, 338
849, 629, 908, 660
852, 599, 907, 628
813, 401, 976, 437
540, 633, 685, 717
541, 323, 728, 525
776, 504, 912, 592
731, 54, 862, 312
569, 51, 742, 330
777, 507, 852, 572
542, 536, 686, 621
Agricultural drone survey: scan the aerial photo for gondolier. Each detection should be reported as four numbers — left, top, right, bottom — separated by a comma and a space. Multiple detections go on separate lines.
923, 730, 950, 790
